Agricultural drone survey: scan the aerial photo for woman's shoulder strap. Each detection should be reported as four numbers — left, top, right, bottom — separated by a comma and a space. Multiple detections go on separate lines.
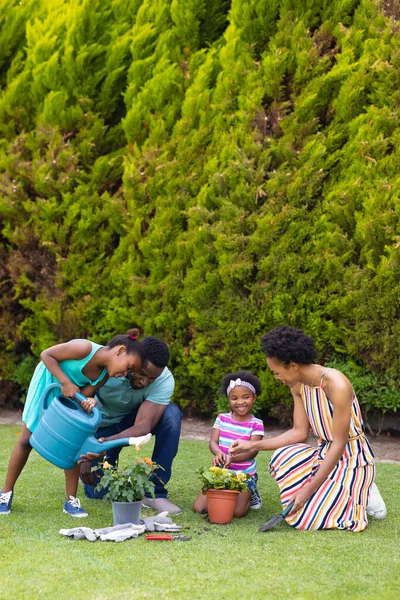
319, 369, 330, 385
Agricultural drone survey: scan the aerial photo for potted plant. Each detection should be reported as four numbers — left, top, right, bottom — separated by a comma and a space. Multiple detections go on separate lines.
94, 454, 161, 525
197, 466, 250, 524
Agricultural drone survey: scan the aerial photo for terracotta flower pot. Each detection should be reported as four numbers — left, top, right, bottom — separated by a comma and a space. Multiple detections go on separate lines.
206, 489, 240, 524
112, 500, 142, 525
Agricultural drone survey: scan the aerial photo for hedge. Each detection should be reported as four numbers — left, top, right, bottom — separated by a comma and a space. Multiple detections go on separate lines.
0, 0, 399, 425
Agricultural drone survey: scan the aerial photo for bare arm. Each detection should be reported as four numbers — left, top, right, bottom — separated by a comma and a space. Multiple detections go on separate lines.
288, 371, 353, 514
224, 434, 263, 468
101, 400, 167, 441
229, 384, 310, 456
41, 340, 93, 397
78, 400, 167, 482
80, 375, 109, 399
227, 434, 263, 461
209, 428, 227, 466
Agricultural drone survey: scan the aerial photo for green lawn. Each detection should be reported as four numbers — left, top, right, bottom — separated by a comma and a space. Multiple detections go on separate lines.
0, 424, 399, 600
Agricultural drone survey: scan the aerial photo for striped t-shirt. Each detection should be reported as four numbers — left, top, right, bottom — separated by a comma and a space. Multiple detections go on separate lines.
213, 413, 264, 476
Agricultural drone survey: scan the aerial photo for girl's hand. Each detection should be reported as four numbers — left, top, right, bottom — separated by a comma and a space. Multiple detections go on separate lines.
229, 440, 252, 457
211, 451, 227, 467
61, 381, 80, 398
288, 484, 313, 515
81, 397, 97, 414
223, 454, 232, 468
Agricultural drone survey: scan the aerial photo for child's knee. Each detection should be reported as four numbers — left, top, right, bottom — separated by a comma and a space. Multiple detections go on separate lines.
234, 506, 249, 518
193, 494, 207, 513
19, 435, 32, 452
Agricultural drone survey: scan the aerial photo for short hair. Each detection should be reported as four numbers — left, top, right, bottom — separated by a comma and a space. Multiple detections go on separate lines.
260, 325, 317, 365
142, 337, 170, 368
107, 328, 145, 362
221, 370, 262, 396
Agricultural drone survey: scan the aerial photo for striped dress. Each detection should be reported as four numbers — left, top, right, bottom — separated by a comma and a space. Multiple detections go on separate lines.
269, 372, 375, 532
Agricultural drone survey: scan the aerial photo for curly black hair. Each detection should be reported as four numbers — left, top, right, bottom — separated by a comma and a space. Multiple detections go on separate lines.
260, 325, 317, 365
142, 337, 170, 368
221, 370, 262, 396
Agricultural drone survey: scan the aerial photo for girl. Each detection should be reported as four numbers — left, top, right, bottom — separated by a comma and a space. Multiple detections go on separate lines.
194, 371, 264, 518
0, 329, 145, 518
230, 325, 386, 532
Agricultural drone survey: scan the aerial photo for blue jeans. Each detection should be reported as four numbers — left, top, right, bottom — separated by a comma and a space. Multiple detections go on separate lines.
84, 403, 182, 500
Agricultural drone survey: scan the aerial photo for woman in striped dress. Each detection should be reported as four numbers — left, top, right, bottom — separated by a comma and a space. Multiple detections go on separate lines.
229, 325, 386, 532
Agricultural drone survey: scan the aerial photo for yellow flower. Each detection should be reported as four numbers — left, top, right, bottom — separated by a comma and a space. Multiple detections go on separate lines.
103, 461, 111, 470
144, 457, 153, 466
221, 469, 229, 474
135, 445, 141, 452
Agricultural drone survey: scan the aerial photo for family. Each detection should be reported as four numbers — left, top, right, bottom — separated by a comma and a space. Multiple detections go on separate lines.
0, 325, 386, 531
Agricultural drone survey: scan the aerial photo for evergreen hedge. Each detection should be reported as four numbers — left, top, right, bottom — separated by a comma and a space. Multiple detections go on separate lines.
1, 0, 399, 424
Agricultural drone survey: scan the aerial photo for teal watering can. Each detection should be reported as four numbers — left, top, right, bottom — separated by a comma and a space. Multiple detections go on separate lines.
30, 383, 151, 470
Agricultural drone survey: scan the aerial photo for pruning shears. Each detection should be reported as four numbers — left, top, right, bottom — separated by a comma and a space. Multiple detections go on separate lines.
145, 534, 192, 541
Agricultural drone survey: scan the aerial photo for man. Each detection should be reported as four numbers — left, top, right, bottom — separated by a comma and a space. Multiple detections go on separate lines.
80, 337, 182, 514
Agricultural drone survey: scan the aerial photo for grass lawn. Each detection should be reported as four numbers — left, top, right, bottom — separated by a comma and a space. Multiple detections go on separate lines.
0, 424, 399, 600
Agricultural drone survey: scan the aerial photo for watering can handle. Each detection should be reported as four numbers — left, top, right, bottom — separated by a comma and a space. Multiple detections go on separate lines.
73, 391, 89, 403
39, 383, 93, 420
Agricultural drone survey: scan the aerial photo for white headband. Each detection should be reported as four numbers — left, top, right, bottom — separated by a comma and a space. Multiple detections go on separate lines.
226, 378, 256, 396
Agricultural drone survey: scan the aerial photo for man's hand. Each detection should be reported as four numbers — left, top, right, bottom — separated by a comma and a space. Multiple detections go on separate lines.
79, 460, 99, 485
77, 449, 106, 464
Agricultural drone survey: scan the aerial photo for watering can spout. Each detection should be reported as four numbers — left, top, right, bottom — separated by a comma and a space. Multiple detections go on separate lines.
76, 433, 152, 461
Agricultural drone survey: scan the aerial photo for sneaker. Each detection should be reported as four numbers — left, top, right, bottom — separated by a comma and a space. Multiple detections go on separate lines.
63, 496, 88, 518
141, 497, 182, 515
366, 483, 386, 519
250, 488, 263, 510
0, 491, 13, 515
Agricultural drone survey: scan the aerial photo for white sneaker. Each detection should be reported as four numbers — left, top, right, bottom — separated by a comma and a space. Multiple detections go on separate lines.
366, 483, 387, 519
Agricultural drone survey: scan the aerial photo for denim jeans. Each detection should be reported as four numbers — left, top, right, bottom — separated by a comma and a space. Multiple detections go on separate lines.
84, 403, 182, 500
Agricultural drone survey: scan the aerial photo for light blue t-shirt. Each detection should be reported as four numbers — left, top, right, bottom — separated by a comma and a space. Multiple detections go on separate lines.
95, 367, 174, 427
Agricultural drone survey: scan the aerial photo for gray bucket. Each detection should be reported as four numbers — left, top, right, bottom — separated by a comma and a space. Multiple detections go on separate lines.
112, 500, 142, 525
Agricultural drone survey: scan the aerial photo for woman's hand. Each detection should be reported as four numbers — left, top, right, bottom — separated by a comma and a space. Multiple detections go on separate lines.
80, 397, 97, 414
288, 484, 313, 514
228, 440, 253, 457
211, 451, 227, 467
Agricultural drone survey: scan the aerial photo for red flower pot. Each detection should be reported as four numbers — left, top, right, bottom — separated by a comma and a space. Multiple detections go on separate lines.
206, 489, 240, 524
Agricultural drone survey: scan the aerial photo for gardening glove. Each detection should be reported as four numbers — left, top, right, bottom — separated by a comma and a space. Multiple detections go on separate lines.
95, 523, 144, 535
98, 526, 145, 542
59, 527, 98, 542
141, 512, 181, 532
143, 512, 182, 532
141, 511, 169, 531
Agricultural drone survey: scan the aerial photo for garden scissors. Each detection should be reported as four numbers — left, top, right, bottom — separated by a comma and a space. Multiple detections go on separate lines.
145, 534, 192, 541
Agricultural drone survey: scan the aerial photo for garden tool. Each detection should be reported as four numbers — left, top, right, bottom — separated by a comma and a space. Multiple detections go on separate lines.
31, 383, 151, 469
145, 534, 192, 541
258, 501, 295, 532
